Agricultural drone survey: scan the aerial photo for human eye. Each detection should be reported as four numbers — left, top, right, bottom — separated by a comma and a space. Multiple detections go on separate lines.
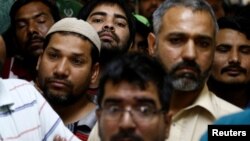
36, 16, 46, 24
115, 19, 127, 28
90, 16, 104, 24
16, 21, 27, 29
71, 57, 84, 66
216, 45, 230, 53
196, 38, 212, 48
104, 104, 121, 115
46, 50, 59, 60
168, 35, 185, 45
240, 46, 250, 54
135, 104, 156, 117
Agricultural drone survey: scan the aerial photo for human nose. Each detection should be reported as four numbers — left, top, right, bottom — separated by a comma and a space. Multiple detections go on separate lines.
102, 20, 115, 32
118, 109, 136, 130
182, 40, 196, 61
228, 49, 240, 65
27, 21, 39, 34
53, 59, 69, 78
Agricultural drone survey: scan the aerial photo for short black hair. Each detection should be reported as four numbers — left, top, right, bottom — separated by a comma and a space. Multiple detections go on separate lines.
10, 0, 60, 31
217, 16, 250, 40
97, 52, 172, 112
78, 0, 136, 52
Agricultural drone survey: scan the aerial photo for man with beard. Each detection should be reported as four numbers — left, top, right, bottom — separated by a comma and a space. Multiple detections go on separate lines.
147, 0, 242, 141
36, 17, 101, 141
78, 0, 135, 69
78, 0, 135, 96
207, 16, 250, 108
91, 52, 172, 141
2, 0, 60, 82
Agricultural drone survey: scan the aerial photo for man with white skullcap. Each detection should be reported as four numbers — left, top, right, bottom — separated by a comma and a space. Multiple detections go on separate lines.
36, 17, 101, 141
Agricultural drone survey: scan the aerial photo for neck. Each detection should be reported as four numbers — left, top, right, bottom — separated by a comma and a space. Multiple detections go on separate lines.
52, 95, 96, 124
207, 77, 249, 108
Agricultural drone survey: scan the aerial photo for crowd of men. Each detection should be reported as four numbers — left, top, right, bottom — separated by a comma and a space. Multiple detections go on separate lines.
1, 0, 250, 141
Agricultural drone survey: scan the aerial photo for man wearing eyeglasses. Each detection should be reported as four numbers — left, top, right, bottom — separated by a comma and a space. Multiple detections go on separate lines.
90, 52, 172, 141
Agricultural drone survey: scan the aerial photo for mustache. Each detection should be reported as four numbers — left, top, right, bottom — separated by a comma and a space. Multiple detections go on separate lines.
221, 64, 247, 74
46, 77, 73, 88
110, 131, 143, 141
27, 33, 44, 45
98, 29, 119, 42
171, 60, 201, 74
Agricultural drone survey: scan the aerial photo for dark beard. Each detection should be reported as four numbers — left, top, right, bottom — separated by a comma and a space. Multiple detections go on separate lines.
43, 88, 85, 106
207, 76, 250, 92
169, 60, 210, 92
42, 78, 85, 106
110, 131, 143, 141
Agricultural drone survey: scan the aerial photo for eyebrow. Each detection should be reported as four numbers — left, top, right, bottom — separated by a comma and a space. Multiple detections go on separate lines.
89, 11, 127, 21
16, 12, 48, 22
47, 46, 87, 56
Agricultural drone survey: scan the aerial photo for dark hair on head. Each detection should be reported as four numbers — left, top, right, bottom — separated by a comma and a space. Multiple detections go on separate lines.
10, 0, 60, 30
43, 31, 99, 65
78, 0, 136, 52
97, 52, 172, 112
217, 16, 250, 40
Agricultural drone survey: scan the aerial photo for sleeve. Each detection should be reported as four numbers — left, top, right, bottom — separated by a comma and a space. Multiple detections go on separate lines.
34, 87, 81, 141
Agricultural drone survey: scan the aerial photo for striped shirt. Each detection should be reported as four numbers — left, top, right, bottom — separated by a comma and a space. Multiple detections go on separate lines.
0, 78, 80, 141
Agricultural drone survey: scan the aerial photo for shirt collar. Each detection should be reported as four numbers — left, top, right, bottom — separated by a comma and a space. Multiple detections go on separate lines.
172, 84, 217, 121
0, 78, 15, 109
185, 84, 217, 119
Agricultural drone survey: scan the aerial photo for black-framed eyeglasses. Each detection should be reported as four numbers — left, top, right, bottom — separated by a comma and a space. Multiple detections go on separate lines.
98, 104, 164, 122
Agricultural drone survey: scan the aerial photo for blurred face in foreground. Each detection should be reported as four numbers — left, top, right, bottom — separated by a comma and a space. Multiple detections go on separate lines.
97, 81, 169, 141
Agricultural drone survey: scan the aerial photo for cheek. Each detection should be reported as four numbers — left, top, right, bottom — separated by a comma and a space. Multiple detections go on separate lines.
70, 69, 92, 91
156, 45, 179, 71
39, 24, 53, 36
211, 53, 228, 73
99, 119, 118, 139
117, 28, 130, 42
197, 51, 214, 71
38, 60, 52, 77
16, 30, 26, 43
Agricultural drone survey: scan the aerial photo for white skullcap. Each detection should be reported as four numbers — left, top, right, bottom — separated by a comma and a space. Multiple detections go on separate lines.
46, 17, 101, 53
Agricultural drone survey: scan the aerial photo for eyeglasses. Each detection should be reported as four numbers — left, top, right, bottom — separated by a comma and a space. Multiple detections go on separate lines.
99, 104, 164, 122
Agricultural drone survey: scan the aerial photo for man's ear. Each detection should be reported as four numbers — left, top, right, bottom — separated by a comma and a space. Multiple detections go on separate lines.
90, 62, 100, 86
147, 32, 157, 56
165, 113, 172, 139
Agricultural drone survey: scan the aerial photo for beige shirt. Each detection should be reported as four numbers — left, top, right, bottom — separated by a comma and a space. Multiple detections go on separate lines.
167, 85, 242, 141
87, 85, 242, 141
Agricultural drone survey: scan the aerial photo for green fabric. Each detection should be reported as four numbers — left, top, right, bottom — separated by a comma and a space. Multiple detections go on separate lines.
133, 14, 150, 27
0, 0, 15, 34
56, 0, 83, 17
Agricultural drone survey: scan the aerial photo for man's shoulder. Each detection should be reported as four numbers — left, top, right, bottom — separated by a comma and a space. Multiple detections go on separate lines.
209, 91, 242, 117
2, 78, 32, 89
